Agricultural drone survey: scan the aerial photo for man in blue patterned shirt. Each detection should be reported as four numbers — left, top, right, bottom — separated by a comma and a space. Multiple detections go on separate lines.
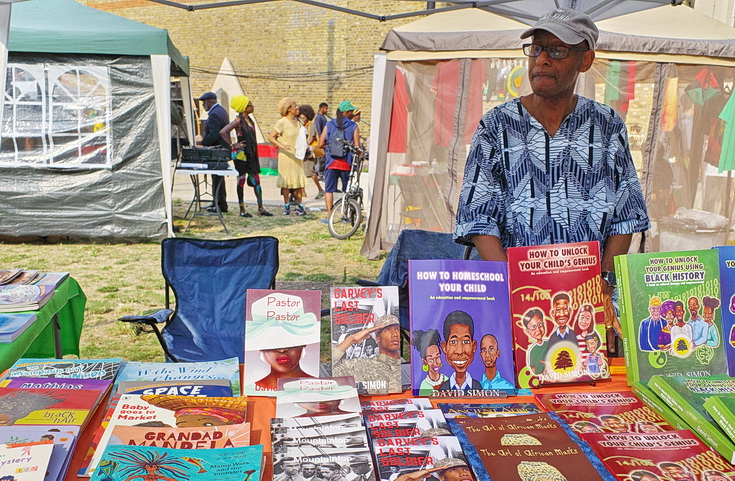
455, 8, 649, 295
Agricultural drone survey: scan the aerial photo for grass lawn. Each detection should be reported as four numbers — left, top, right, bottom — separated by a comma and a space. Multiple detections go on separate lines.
0, 200, 384, 362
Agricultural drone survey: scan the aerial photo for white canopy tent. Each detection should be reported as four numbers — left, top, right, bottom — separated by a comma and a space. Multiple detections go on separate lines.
362, 5, 735, 258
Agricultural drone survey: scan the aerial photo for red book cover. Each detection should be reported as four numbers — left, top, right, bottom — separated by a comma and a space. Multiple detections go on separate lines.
535, 391, 674, 434
0, 387, 102, 428
583, 430, 735, 480
507, 241, 609, 388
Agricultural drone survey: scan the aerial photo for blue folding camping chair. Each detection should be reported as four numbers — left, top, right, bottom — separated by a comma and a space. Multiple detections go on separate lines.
119, 236, 279, 362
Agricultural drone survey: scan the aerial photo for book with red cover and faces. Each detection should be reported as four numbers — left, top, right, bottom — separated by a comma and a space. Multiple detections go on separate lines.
535, 391, 674, 435
372, 436, 471, 481
507, 241, 609, 389
449, 412, 614, 481
583, 430, 735, 481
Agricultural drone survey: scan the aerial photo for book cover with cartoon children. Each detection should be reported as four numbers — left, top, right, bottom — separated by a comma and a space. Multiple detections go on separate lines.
615, 249, 726, 385
508, 241, 609, 389
409, 259, 515, 397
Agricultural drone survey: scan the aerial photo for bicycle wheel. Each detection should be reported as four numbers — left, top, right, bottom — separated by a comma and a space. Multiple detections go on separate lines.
328, 197, 362, 239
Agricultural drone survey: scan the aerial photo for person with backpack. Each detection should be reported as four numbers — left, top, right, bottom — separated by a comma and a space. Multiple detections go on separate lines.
318, 101, 361, 221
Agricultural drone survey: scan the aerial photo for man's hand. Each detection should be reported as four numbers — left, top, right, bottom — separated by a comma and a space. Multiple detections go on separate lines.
335, 325, 382, 353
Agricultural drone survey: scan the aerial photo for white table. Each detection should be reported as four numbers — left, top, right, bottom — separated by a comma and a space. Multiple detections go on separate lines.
175, 166, 239, 234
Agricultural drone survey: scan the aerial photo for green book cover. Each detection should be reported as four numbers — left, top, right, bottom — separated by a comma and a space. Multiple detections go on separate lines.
615, 250, 726, 385
649, 374, 735, 463
630, 380, 689, 431
704, 395, 735, 445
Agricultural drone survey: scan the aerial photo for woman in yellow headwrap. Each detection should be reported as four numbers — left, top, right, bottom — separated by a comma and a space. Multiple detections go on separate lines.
219, 95, 272, 217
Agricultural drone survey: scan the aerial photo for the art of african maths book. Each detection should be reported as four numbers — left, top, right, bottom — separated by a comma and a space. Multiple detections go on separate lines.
409, 259, 515, 397
615, 249, 726, 385
508, 241, 609, 389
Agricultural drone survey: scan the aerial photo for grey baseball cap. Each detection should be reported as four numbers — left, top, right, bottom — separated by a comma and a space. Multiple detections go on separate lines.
520, 8, 599, 50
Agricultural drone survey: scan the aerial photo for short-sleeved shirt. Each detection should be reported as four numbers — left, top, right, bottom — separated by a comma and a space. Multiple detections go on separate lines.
454, 96, 650, 254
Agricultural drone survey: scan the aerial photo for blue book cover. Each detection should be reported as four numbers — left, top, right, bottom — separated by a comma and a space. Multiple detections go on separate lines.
716, 245, 735, 376
116, 379, 233, 397
5, 358, 122, 381
0, 313, 36, 342
114, 357, 241, 396
88, 444, 263, 481
409, 259, 514, 397
0, 426, 79, 481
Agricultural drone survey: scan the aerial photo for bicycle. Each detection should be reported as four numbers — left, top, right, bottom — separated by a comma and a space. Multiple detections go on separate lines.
327, 141, 366, 239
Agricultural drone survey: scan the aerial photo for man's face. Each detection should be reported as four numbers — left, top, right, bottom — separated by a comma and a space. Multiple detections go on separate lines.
441, 323, 476, 374
603, 417, 627, 433
527, 30, 593, 101
525, 315, 545, 342
662, 465, 694, 481
376, 325, 401, 356
438, 466, 473, 481
301, 464, 316, 478
704, 473, 729, 481
675, 304, 685, 322
351, 463, 370, 475
202, 98, 215, 112
283, 462, 298, 475
480, 336, 499, 369
649, 304, 661, 321
321, 467, 334, 478
320, 105, 328, 114
553, 299, 571, 328
688, 298, 700, 317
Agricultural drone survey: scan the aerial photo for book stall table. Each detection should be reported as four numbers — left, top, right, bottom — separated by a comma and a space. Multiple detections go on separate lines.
62, 358, 628, 481
0, 276, 85, 372
175, 166, 239, 234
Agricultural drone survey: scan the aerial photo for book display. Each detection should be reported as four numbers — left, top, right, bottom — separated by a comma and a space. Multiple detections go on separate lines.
507, 241, 609, 388
615, 249, 727, 384
408, 259, 515, 397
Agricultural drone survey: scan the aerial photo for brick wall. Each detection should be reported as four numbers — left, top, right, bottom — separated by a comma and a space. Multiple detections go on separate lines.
81, 0, 449, 137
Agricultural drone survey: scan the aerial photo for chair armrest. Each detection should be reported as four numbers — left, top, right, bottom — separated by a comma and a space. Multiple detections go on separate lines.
118, 309, 174, 324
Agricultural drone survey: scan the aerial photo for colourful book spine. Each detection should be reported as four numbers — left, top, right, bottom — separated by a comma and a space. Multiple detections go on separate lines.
613, 254, 639, 383
649, 375, 735, 463
630, 381, 689, 431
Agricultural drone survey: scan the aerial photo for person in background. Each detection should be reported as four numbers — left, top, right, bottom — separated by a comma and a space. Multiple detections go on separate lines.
318, 101, 360, 222
268, 97, 308, 215
300, 104, 324, 199
314, 102, 330, 181
220, 95, 272, 217
197, 91, 229, 213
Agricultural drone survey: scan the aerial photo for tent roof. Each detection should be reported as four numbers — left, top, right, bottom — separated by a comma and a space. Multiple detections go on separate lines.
8, 0, 189, 75
381, 5, 735, 63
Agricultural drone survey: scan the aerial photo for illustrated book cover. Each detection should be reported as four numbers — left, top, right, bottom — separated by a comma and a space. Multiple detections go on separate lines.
88, 444, 264, 481
437, 403, 540, 419
113, 357, 240, 396
81, 394, 248, 477
0, 387, 102, 429
115, 379, 233, 397
0, 313, 36, 342
108, 422, 251, 449
330, 286, 401, 395
244, 289, 321, 397
4, 358, 122, 382
583, 430, 735, 481
0, 442, 54, 481
365, 409, 449, 440
372, 436, 468, 481
715, 245, 735, 376
275, 377, 360, 418
0, 377, 111, 410
0, 426, 79, 481
535, 391, 673, 434
449, 412, 614, 481
649, 374, 735, 463
615, 249, 727, 385
408, 259, 515, 397
507, 241, 609, 388
0, 284, 53, 312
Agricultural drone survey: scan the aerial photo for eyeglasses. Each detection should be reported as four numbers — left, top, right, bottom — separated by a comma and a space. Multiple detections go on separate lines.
523, 43, 588, 60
